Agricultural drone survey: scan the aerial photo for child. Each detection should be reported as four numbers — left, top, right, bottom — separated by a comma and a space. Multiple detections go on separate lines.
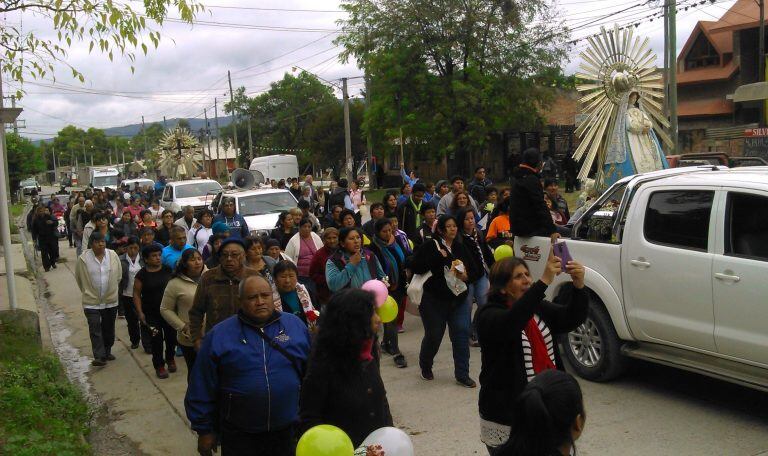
415, 203, 437, 247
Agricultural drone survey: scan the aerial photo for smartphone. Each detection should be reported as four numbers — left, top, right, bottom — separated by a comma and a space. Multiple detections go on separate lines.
553, 241, 573, 273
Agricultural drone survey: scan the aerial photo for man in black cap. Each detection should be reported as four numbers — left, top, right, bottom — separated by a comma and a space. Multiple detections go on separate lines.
188, 238, 261, 350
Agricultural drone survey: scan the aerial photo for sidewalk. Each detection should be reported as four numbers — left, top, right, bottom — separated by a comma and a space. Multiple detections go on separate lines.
42, 243, 198, 455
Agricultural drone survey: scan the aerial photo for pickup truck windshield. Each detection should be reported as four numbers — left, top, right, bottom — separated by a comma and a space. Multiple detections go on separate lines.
175, 182, 221, 199
237, 193, 297, 216
92, 175, 119, 187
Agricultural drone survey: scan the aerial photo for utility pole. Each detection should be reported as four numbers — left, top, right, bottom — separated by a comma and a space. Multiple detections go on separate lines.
364, 72, 374, 188
0, 70, 22, 311
663, 0, 669, 122
141, 116, 148, 160
204, 107, 212, 176
667, 0, 678, 153
81, 137, 86, 169
760, 0, 765, 126
11, 96, 18, 134
52, 145, 58, 183
214, 98, 221, 171
163, 116, 168, 130
227, 70, 239, 166
247, 116, 253, 163
342, 77, 353, 180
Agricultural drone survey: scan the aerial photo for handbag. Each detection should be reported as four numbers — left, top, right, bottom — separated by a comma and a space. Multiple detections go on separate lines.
406, 269, 432, 313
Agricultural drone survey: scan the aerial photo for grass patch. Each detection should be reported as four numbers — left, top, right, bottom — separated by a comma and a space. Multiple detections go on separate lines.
0, 318, 90, 456
10, 203, 24, 218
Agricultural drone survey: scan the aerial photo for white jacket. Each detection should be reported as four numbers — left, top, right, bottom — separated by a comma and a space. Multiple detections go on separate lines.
284, 231, 323, 263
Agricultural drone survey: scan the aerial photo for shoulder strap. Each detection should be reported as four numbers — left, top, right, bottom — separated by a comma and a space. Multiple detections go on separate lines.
255, 327, 305, 380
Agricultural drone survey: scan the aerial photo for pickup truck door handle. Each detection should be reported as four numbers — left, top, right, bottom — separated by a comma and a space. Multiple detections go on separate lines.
714, 272, 741, 283
630, 259, 651, 268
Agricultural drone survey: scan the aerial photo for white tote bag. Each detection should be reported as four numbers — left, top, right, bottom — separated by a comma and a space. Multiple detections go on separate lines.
405, 270, 432, 315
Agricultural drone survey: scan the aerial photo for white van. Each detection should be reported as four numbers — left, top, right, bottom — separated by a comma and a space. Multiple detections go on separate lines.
90, 168, 120, 190
249, 154, 299, 183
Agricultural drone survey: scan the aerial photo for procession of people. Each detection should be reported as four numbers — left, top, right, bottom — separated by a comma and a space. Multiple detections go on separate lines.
31, 150, 591, 456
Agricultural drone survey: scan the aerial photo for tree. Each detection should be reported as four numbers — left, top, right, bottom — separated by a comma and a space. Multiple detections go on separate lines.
337, 0, 570, 175
221, 72, 341, 166
1, 0, 203, 93
302, 100, 366, 168
6, 133, 44, 190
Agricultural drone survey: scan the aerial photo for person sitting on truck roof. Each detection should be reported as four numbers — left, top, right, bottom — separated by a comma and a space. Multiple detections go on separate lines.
212, 197, 249, 240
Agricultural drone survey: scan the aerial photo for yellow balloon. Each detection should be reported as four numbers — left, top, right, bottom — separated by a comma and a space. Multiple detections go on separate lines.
296, 425, 354, 456
377, 296, 398, 323
408, 239, 414, 251
493, 244, 514, 262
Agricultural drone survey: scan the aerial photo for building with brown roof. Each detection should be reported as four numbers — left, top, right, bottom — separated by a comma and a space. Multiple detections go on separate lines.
677, 0, 765, 154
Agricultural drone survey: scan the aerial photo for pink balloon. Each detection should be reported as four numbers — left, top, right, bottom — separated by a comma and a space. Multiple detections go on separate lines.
361, 280, 388, 307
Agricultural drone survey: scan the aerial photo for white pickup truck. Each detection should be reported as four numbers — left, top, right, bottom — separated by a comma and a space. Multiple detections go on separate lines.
537, 166, 768, 391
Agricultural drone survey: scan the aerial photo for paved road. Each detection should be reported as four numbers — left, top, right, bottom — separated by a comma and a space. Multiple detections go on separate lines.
36, 186, 768, 455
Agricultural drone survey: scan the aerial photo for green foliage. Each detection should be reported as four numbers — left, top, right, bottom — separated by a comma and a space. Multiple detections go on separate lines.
6, 132, 45, 190
221, 72, 350, 167
303, 100, 366, 167
130, 122, 166, 164
2, 1, 203, 96
46, 126, 134, 167
0, 320, 90, 455
336, 0, 571, 175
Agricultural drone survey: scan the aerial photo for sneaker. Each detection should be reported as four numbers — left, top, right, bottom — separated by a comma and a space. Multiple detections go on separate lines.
130, 343, 140, 350
117, 314, 125, 319
420, 368, 434, 381
397, 325, 405, 334
394, 354, 408, 369
51, 263, 57, 269
167, 360, 177, 373
156, 367, 169, 379
91, 359, 107, 367
175, 346, 183, 357
456, 377, 477, 388
106, 354, 116, 361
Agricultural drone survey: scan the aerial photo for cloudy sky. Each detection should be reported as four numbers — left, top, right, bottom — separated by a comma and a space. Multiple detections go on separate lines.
6, 0, 736, 139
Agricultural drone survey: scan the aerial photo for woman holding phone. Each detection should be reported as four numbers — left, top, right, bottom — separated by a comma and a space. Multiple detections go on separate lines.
475, 250, 588, 455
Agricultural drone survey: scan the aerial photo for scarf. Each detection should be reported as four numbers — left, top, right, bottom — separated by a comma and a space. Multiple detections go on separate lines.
524, 316, 556, 375
464, 230, 488, 275
409, 196, 422, 227
359, 338, 374, 362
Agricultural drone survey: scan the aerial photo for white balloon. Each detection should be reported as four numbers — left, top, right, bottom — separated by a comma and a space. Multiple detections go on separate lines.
360, 427, 415, 456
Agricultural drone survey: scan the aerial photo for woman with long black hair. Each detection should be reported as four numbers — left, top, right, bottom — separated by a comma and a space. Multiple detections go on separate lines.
160, 248, 206, 381
299, 289, 393, 447
270, 211, 298, 251
497, 370, 586, 456
455, 206, 494, 346
410, 214, 474, 387
368, 218, 409, 368
476, 254, 587, 454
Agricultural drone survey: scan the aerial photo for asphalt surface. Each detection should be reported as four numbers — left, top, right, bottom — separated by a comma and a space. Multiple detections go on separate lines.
36, 186, 768, 455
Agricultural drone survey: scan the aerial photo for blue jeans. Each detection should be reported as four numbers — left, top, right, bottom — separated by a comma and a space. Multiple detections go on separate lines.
467, 274, 489, 338
419, 292, 471, 380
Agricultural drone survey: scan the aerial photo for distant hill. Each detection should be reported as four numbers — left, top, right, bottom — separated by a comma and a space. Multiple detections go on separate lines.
32, 116, 234, 144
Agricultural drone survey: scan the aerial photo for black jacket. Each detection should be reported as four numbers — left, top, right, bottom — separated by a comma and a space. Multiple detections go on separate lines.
31, 215, 58, 241
395, 198, 420, 241
410, 236, 470, 303
509, 166, 556, 237
461, 231, 494, 283
475, 281, 588, 426
299, 343, 393, 447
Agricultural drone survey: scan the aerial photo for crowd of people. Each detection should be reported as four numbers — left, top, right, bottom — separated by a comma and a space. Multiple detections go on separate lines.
29, 148, 595, 456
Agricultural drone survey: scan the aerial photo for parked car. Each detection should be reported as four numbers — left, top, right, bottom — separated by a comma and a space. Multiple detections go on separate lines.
666, 152, 768, 168
528, 166, 768, 391
159, 179, 222, 216
19, 178, 41, 196
209, 188, 298, 238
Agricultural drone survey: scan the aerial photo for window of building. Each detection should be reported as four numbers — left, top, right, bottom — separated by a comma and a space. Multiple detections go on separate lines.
684, 33, 719, 70
725, 192, 768, 261
644, 190, 714, 251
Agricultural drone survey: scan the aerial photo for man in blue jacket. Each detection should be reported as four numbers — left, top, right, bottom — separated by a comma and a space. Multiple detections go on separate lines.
185, 275, 311, 456
213, 197, 250, 240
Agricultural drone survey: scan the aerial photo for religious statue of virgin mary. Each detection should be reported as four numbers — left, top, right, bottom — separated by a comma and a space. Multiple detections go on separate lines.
573, 25, 673, 191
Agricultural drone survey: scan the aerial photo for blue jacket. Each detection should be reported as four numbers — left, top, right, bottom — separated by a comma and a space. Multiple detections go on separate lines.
213, 213, 250, 240
161, 244, 194, 269
185, 312, 311, 435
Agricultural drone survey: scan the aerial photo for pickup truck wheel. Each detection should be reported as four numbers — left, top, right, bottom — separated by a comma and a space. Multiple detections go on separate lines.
562, 301, 626, 382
